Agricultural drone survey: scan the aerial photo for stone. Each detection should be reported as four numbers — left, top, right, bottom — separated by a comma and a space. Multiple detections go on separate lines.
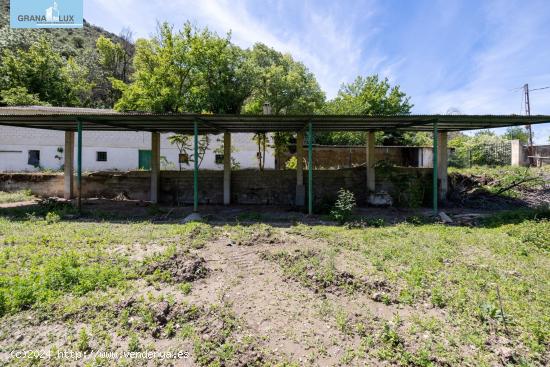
153, 301, 170, 325
368, 191, 393, 206
180, 212, 202, 224
438, 211, 453, 223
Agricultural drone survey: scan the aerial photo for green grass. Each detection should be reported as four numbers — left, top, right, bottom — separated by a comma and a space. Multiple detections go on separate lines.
0, 207, 548, 366
291, 219, 550, 364
0, 190, 34, 204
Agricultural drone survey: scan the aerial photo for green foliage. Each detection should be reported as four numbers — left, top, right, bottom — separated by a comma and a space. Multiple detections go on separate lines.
167, 134, 209, 169
0, 190, 34, 204
115, 22, 254, 114
45, 211, 61, 224
316, 75, 415, 146
0, 37, 93, 106
128, 333, 141, 352
449, 130, 511, 167
0, 86, 47, 106
285, 156, 297, 169
243, 43, 325, 115
503, 126, 530, 143
330, 189, 356, 223
77, 328, 90, 352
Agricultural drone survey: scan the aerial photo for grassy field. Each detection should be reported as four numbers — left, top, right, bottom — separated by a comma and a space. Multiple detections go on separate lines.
0, 197, 548, 366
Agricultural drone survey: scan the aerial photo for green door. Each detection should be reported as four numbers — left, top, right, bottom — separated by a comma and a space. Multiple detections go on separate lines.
138, 150, 152, 170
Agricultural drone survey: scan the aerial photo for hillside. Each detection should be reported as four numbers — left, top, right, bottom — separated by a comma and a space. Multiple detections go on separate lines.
0, 3, 132, 58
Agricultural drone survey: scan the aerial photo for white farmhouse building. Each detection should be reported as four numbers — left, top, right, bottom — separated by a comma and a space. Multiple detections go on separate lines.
0, 126, 274, 172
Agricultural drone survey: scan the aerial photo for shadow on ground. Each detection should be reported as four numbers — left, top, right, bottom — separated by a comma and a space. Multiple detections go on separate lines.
1, 197, 548, 228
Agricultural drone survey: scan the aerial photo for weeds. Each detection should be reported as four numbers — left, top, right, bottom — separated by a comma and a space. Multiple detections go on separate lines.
330, 188, 356, 224
0, 189, 34, 204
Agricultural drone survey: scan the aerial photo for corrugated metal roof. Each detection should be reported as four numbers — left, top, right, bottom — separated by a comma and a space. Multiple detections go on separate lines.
0, 106, 548, 133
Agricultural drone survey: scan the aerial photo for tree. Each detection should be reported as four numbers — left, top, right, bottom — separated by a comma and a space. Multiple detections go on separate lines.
449, 130, 511, 167
0, 37, 91, 106
503, 127, 530, 143
243, 43, 325, 169
0, 86, 48, 106
243, 43, 325, 115
188, 32, 255, 114
167, 134, 209, 170
114, 22, 254, 114
318, 75, 414, 146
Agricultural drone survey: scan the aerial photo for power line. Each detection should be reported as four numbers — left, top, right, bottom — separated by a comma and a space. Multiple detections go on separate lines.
529, 86, 550, 91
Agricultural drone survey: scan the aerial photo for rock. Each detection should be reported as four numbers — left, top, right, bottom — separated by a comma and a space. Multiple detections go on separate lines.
153, 301, 170, 325
180, 212, 202, 224
368, 191, 393, 206
438, 211, 453, 223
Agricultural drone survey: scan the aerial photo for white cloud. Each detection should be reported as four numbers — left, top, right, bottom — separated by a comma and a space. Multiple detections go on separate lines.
87, 0, 383, 98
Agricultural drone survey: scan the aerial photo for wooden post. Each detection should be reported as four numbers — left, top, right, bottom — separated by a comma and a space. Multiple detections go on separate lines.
295, 131, 305, 206
63, 131, 74, 199
223, 132, 231, 205
151, 132, 160, 203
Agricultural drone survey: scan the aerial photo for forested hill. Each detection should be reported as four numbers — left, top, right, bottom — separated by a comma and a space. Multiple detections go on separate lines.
0, 3, 134, 109
0, 4, 132, 59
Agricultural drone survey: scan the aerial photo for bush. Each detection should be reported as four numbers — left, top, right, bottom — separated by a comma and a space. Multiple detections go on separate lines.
45, 211, 61, 224
330, 189, 356, 224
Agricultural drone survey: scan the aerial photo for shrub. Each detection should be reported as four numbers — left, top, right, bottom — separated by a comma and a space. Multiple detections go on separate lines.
330, 189, 356, 224
45, 211, 61, 224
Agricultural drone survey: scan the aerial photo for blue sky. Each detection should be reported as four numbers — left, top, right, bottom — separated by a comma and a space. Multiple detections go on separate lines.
85, 0, 550, 143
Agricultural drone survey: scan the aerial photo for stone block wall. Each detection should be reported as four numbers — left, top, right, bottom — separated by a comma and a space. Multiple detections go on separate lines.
0, 167, 434, 207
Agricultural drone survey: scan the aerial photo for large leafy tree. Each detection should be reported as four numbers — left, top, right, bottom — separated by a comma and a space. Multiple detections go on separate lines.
503, 126, 530, 144
318, 75, 419, 146
243, 43, 325, 168
243, 43, 325, 115
114, 22, 254, 114
0, 37, 91, 106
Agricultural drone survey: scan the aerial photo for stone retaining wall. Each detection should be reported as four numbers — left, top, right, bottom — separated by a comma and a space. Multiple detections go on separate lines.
0, 168, 433, 206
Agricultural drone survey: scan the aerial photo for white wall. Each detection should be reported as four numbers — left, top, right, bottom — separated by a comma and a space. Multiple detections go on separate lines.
0, 126, 274, 172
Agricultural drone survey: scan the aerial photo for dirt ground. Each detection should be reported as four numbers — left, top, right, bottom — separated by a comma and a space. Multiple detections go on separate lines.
0, 196, 548, 366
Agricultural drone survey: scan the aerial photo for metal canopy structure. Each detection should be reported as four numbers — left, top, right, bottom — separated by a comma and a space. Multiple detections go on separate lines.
0, 106, 549, 132
1, 106, 549, 216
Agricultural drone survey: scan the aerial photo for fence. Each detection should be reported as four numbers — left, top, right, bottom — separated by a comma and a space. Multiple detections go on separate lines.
449, 141, 511, 168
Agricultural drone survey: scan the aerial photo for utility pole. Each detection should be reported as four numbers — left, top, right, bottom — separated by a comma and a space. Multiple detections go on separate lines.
523, 84, 534, 166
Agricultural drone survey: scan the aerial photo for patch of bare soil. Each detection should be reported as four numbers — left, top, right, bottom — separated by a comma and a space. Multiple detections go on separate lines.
144, 252, 208, 283
0, 200, 37, 208
184, 231, 452, 366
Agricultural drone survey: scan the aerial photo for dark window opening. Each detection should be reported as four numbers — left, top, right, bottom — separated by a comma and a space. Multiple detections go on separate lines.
179, 153, 189, 164
28, 150, 40, 167
96, 151, 107, 162
215, 154, 224, 164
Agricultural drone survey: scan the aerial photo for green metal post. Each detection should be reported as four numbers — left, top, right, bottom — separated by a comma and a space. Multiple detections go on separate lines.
308, 122, 313, 215
193, 120, 199, 212
77, 120, 82, 212
432, 121, 438, 215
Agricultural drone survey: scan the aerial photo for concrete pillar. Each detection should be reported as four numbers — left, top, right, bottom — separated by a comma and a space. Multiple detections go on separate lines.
295, 131, 305, 206
63, 131, 74, 199
366, 131, 376, 193
151, 132, 160, 203
511, 140, 524, 166
437, 131, 448, 201
223, 132, 231, 205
